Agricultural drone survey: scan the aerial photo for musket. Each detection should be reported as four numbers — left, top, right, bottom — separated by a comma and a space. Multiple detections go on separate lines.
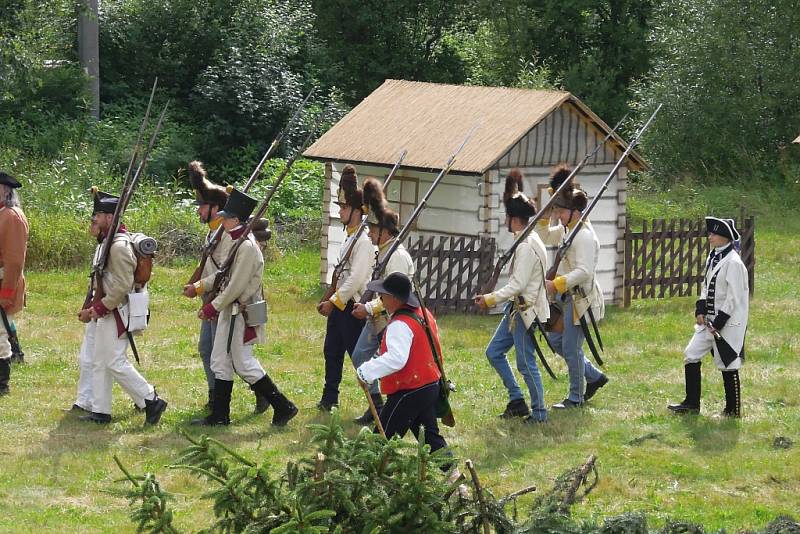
358, 125, 479, 305
544, 105, 661, 360
320, 149, 408, 304
412, 277, 455, 427
547, 105, 661, 281
206, 112, 326, 301
187, 88, 316, 286
479, 112, 630, 296
83, 101, 170, 311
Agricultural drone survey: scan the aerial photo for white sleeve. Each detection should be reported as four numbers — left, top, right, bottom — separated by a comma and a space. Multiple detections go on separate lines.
357, 320, 413, 383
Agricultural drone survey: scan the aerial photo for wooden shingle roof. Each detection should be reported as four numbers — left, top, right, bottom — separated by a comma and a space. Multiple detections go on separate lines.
304, 79, 646, 174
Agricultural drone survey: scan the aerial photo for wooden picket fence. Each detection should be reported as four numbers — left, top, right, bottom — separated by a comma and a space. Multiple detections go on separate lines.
408, 235, 496, 314
623, 215, 755, 307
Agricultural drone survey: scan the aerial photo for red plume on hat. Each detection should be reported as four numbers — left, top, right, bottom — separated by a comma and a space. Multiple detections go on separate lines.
188, 160, 229, 210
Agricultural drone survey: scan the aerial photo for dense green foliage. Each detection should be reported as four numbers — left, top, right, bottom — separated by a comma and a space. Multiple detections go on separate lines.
3, 0, 800, 186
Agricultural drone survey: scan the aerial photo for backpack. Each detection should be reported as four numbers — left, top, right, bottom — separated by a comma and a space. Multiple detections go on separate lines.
128, 233, 158, 286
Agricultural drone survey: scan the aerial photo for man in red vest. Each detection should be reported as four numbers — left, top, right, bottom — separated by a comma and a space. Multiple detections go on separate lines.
355, 272, 448, 454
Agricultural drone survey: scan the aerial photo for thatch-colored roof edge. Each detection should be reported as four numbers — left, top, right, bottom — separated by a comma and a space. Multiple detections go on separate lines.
794, 134, 800, 144
303, 155, 484, 176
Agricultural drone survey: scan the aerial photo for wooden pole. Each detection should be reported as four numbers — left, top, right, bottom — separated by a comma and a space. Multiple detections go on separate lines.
77, 0, 100, 120
359, 379, 386, 438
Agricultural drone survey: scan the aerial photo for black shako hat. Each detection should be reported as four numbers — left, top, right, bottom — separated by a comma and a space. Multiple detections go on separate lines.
218, 187, 257, 221
91, 187, 120, 214
0, 171, 21, 189
366, 272, 420, 308
705, 216, 740, 241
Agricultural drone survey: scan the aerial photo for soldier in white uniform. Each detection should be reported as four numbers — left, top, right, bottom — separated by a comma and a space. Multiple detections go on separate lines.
350, 177, 415, 423
668, 217, 749, 417
182, 161, 269, 414
316, 165, 375, 411
193, 188, 297, 426
536, 167, 608, 408
476, 169, 550, 422
74, 189, 167, 425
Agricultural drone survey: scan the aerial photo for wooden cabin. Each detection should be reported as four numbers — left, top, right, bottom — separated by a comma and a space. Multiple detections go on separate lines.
303, 80, 646, 310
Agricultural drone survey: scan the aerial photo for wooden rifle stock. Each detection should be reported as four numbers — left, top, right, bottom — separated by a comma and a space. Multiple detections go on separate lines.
186, 89, 315, 287
360, 126, 478, 304
320, 149, 408, 304
543, 105, 661, 332
478, 112, 630, 296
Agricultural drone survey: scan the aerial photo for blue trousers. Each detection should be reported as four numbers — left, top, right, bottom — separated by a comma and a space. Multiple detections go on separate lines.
485, 306, 547, 421
547, 295, 603, 403
351, 320, 383, 395
322, 301, 366, 404
198, 318, 218, 390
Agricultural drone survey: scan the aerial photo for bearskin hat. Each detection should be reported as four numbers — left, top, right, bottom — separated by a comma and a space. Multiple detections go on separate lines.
363, 176, 400, 236
503, 168, 536, 219
188, 160, 229, 210
548, 163, 573, 195
335, 164, 363, 209
552, 184, 588, 212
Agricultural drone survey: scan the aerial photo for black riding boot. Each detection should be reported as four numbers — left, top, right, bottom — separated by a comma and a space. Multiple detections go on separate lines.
354, 393, 384, 424
0, 358, 10, 396
253, 390, 271, 415
721, 370, 741, 418
251, 374, 297, 426
193, 379, 233, 425
205, 388, 215, 411
668, 362, 701, 414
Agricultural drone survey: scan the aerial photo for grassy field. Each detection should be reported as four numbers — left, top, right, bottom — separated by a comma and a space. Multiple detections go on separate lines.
1, 215, 798, 533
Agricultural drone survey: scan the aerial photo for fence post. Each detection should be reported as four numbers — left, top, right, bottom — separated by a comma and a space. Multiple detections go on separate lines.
623, 220, 632, 308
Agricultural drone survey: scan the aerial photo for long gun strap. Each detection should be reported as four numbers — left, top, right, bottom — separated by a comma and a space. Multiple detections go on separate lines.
191, 89, 316, 283
480, 112, 630, 295
549, 105, 662, 276
209, 112, 326, 297
360, 126, 478, 304
324, 149, 408, 300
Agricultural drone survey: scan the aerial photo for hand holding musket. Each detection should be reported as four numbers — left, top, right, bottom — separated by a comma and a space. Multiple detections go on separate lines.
319, 149, 408, 305
206, 113, 325, 302
82, 90, 168, 314
359, 126, 478, 305
187, 89, 315, 287
477, 112, 630, 298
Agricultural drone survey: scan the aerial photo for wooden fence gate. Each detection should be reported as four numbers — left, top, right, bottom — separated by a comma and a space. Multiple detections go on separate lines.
623, 215, 755, 307
407, 235, 496, 314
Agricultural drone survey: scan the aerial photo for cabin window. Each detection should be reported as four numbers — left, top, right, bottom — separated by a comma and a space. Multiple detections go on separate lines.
385, 175, 419, 229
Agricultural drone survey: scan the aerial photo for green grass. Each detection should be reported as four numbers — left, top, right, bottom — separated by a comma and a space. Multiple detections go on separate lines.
1, 214, 799, 532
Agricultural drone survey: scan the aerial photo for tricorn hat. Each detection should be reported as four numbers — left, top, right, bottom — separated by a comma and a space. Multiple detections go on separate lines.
503, 169, 537, 219
91, 187, 119, 214
366, 272, 420, 308
705, 216, 740, 241
188, 160, 229, 210
218, 188, 257, 221
335, 164, 364, 209
0, 171, 21, 189
363, 177, 401, 235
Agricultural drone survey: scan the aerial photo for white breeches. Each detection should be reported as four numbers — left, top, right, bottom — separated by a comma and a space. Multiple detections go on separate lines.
76, 316, 154, 414
210, 312, 265, 384
684, 325, 742, 371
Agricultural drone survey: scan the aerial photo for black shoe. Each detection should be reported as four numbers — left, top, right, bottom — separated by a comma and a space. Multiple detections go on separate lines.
250, 374, 298, 426
317, 400, 338, 412
0, 358, 10, 396
272, 400, 298, 427
552, 398, 583, 409
79, 412, 112, 424
144, 394, 168, 425
667, 401, 700, 414
523, 415, 547, 425
584, 375, 609, 401
499, 398, 530, 419
193, 379, 232, 425
254, 391, 271, 415
71, 403, 91, 414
